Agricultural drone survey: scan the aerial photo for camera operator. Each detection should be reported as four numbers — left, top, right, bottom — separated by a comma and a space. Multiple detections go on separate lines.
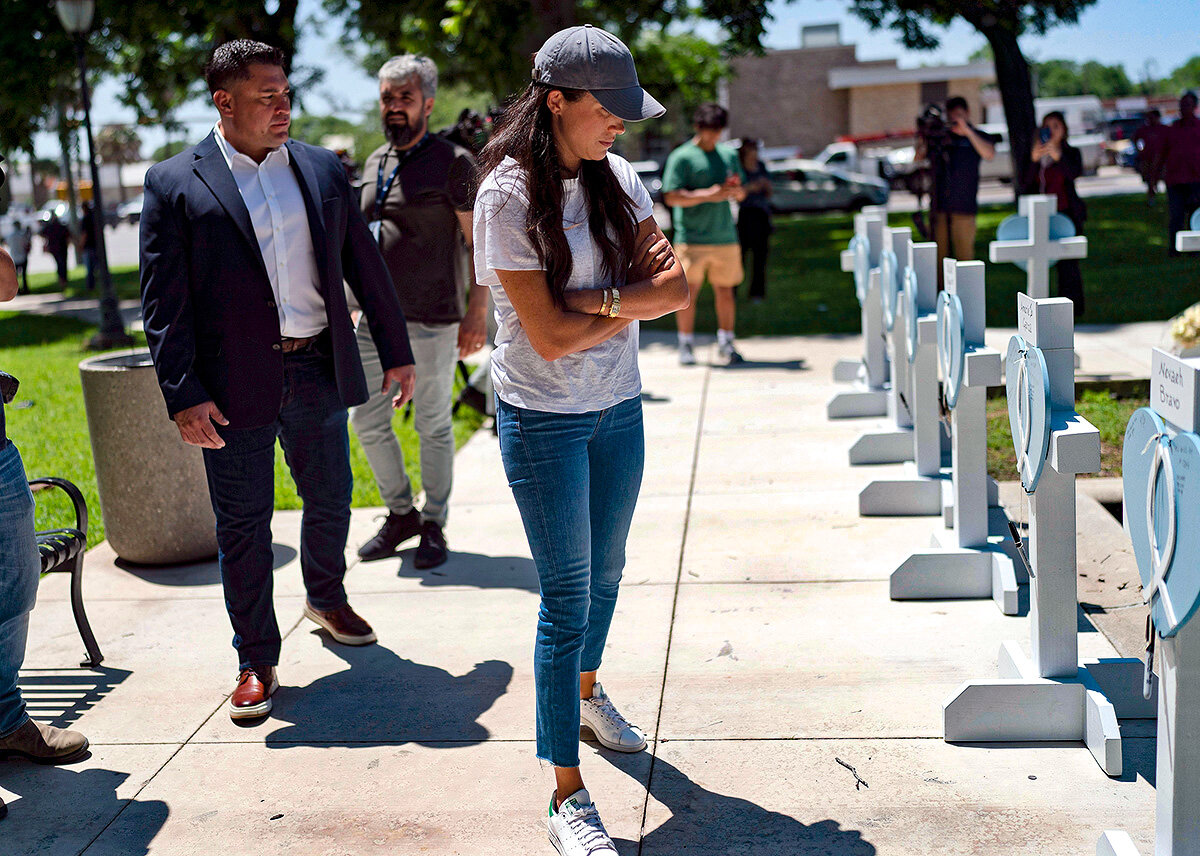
917, 96, 996, 286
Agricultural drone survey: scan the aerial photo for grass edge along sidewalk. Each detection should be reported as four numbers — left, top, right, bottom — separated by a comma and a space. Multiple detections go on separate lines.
1, 311, 484, 548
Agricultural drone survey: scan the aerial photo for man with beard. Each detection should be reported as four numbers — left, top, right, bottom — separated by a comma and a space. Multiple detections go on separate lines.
353, 55, 488, 569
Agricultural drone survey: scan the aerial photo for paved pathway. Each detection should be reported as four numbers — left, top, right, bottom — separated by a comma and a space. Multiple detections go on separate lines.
2, 334, 1156, 854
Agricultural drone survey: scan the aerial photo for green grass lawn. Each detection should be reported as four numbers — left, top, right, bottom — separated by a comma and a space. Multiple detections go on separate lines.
644, 192, 1199, 337
23, 263, 142, 300
1, 311, 484, 547
987, 389, 1147, 483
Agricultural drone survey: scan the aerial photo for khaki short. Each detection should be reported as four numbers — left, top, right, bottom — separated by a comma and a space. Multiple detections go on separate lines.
677, 242, 744, 289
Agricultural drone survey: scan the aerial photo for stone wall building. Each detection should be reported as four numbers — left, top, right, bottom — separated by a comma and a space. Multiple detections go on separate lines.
725, 24, 994, 157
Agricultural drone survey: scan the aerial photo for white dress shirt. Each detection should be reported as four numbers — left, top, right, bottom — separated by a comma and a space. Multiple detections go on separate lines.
214, 125, 326, 338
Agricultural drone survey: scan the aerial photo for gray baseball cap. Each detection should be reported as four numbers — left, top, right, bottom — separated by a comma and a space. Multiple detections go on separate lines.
532, 25, 665, 122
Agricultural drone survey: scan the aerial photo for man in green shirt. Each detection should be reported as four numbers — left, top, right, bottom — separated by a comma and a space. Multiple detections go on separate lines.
662, 103, 747, 365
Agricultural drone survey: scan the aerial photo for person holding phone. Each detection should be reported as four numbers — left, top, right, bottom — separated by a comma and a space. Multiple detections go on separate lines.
663, 102, 748, 365
1024, 110, 1086, 317
474, 24, 687, 854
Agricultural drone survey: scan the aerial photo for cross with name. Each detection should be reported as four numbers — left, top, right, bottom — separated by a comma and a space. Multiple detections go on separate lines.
1100, 349, 1200, 856
943, 294, 1154, 777
988, 194, 1088, 298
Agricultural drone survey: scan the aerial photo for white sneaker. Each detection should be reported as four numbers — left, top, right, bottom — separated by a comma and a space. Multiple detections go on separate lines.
580, 682, 646, 753
678, 342, 696, 365
718, 342, 744, 365
548, 789, 618, 856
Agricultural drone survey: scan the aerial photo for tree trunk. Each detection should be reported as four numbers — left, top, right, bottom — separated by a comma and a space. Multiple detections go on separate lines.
520, 0, 577, 72
981, 25, 1035, 203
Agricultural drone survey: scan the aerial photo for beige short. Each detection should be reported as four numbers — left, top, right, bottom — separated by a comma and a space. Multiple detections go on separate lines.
677, 242, 744, 289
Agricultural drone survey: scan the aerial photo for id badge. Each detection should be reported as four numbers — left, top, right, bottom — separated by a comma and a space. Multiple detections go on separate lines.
368, 220, 382, 243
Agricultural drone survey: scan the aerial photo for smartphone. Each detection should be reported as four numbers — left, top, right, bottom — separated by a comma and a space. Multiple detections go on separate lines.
1038, 127, 1052, 144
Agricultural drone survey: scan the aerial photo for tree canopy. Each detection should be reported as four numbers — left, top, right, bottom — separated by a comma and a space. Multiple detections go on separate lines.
324, 0, 772, 103
846, 0, 1100, 191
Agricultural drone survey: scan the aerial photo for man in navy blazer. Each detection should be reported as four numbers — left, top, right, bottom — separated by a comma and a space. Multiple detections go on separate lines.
140, 40, 417, 722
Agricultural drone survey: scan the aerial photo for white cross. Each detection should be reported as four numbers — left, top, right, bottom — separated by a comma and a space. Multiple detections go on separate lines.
988, 194, 1088, 298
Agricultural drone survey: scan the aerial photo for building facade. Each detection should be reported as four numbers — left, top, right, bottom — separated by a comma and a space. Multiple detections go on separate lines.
725, 24, 994, 157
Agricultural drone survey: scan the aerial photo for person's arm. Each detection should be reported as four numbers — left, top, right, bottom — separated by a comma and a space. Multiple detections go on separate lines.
455, 209, 489, 358
663, 185, 731, 208
139, 169, 228, 447
953, 118, 996, 161
336, 161, 416, 406
495, 269, 634, 362
0, 247, 17, 301
561, 216, 688, 321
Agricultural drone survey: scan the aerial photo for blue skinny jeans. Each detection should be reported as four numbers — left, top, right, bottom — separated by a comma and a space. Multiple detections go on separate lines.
0, 440, 40, 737
496, 395, 644, 768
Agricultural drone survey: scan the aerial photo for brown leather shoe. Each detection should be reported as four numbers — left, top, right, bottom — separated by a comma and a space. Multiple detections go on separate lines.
229, 666, 278, 721
303, 601, 377, 645
0, 719, 89, 764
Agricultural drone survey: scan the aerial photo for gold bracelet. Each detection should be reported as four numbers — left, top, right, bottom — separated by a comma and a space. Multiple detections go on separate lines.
598, 288, 612, 317
608, 287, 621, 318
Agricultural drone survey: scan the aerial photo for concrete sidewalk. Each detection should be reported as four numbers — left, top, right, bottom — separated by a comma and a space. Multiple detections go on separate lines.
2, 333, 1155, 855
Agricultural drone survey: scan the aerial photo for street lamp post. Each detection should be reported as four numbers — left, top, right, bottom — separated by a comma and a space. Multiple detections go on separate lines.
56, 0, 132, 349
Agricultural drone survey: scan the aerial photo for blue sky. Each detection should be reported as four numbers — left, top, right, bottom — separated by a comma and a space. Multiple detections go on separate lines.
53, 0, 1194, 158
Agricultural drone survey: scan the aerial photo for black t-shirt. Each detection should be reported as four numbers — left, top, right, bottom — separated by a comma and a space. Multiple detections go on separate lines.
360, 136, 476, 325
933, 128, 999, 215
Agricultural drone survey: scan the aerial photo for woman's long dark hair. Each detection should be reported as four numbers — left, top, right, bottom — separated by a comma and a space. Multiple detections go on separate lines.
479, 83, 639, 307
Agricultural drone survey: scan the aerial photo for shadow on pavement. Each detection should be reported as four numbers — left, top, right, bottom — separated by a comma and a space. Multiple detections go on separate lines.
115, 543, 298, 586
394, 550, 540, 593
16, 665, 132, 730
0, 765, 168, 854
262, 636, 513, 748
612, 752, 877, 854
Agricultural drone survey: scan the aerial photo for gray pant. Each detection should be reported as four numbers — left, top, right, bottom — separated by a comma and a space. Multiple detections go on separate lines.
351, 318, 458, 527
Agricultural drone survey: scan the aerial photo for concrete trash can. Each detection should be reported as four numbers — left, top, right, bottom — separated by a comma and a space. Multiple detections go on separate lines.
79, 350, 218, 565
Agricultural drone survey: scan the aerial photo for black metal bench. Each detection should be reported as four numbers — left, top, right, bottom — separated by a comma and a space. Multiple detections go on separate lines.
30, 477, 102, 668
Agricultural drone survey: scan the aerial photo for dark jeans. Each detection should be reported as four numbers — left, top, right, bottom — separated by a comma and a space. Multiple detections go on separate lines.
1167, 182, 1200, 256
737, 206, 772, 299
202, 340, 353, 669
52, 251, 68, 284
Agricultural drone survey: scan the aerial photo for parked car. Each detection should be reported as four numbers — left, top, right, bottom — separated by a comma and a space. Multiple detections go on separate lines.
814, 141, 915, 187
765, 159, 889, 213
116, 194, 143, 225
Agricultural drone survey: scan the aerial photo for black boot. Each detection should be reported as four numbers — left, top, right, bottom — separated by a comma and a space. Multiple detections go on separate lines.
357, 509, 422, 561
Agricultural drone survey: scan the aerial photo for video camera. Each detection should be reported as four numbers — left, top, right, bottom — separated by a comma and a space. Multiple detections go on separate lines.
916, 105, 953, 156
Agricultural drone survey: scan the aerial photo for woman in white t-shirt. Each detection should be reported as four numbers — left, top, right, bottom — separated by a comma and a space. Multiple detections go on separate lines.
474, 25, 688, 854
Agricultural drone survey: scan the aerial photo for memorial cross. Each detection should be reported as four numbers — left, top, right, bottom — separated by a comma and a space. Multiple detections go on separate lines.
943, 295, 1155, 777
988, 194, 1088, 298
846, 226, 917, 464
888, 260, 1020, 613
1100, 349, 1200, 856
1175, 207, 1200, 253
858, 240, 948, 515
828, 206, 890, 418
